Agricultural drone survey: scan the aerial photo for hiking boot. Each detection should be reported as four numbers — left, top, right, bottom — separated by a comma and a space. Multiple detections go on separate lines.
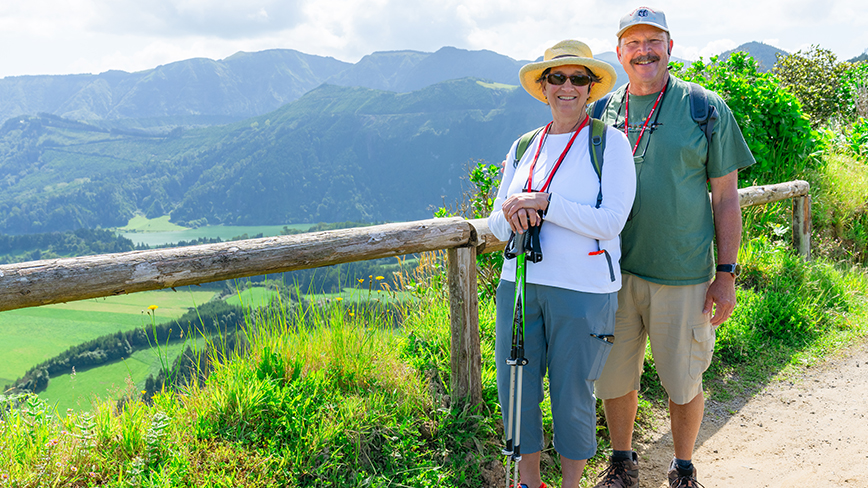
667, 458, 704, 488
593, 451, 639, 488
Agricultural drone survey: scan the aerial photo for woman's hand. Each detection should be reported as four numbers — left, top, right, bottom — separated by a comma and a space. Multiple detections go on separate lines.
502, 192, 549, 233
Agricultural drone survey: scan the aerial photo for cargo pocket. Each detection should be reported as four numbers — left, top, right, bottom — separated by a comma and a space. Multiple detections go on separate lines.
587, 334, 614, 381
688, 323, 715, 380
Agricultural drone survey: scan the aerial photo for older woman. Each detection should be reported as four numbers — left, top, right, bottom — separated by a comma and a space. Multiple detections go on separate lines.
487, 40, 635, 488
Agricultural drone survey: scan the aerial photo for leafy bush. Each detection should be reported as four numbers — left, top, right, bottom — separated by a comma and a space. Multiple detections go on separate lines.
840, 61, 868, 120
849, 118, 868, 156
773, 46, 853, 126
436, 160, 504, 301
674, 52, 817, 184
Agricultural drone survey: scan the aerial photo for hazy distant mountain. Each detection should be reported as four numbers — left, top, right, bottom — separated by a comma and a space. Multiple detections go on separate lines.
325, 47, 527, 92
848, 51, 868, 63
0, 49, 351, 127
0, 46, 628, 129
718, 42, 788, 72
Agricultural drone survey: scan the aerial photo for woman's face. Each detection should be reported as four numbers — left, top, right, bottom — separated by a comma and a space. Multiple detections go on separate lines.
542, 65, 593, 122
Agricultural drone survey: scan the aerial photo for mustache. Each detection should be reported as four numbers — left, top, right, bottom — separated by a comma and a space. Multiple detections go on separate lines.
631, 54, 661, 65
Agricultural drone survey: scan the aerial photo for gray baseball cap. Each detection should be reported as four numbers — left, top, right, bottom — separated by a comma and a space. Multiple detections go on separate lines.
617, 6, 669, 38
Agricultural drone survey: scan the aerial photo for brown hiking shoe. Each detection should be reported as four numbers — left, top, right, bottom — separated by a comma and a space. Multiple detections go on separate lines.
593, 452, 639, 488
667, 458, 704, 488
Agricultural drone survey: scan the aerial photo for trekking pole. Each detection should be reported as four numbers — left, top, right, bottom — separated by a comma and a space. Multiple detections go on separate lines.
502, 221, 542, 488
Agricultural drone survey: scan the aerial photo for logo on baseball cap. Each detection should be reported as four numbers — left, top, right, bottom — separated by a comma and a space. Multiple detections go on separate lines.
617, 6, 669, 38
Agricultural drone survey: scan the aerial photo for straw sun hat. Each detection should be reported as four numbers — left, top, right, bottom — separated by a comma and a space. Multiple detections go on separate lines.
519, 40, 616, 105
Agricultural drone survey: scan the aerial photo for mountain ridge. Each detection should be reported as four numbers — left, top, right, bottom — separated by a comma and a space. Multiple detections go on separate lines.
0, 46, 628, 129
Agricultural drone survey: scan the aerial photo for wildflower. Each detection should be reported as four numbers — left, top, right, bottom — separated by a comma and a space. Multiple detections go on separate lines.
141, 391, 147, 395
375, 276, 384, 280
349, 312, 355, 317
335, 297, 343, 301
358, 279, 365, 284
148, 305, 158, 310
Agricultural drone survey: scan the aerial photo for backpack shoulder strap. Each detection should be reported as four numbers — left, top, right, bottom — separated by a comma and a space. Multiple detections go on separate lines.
588, 118, 616, 282
591, 92, 613, 120
513, 127, 544, 167
687, 82, 718, 149
588, 118, 607, 208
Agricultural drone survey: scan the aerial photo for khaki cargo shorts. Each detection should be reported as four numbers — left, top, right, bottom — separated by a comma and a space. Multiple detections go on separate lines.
594, 274, 714, 405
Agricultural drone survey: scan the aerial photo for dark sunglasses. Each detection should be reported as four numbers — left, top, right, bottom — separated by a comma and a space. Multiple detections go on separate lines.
544, 73, 592, 86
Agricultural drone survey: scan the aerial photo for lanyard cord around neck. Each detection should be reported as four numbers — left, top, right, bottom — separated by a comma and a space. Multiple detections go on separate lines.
624, 78, 668, 155
525, 115, 589, 193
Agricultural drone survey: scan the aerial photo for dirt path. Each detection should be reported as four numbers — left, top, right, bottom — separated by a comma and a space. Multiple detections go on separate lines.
632, 340, 868, 487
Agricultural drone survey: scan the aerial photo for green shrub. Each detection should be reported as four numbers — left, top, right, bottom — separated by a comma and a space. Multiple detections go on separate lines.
773, 46, 853, 126
840, 61, 868, 120
674, 52, 817, 184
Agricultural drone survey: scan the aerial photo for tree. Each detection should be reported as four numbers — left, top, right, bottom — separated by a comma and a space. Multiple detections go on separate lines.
773, 45, 852, 126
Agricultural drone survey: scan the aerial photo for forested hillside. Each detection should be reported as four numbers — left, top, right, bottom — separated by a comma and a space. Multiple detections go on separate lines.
0, 79, 551, 233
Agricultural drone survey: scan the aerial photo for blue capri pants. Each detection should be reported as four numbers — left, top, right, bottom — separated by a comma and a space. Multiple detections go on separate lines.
495, 279, 616, 461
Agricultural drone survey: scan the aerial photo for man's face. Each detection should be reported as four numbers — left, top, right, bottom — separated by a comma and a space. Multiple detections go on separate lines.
616, 24, 673, 88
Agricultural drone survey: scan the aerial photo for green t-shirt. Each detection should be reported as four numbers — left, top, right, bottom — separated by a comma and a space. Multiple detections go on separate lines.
593, 75, 755, 285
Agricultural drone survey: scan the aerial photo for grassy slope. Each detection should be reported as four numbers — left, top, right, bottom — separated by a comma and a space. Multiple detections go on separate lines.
0, 289, 216, 386
38, 341, 195, 413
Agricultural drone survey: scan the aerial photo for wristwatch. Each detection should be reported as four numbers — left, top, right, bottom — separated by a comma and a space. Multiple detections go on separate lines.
716, 263, 741, 278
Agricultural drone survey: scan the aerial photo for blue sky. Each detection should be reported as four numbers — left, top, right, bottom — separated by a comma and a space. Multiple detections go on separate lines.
0, 0, 864, 78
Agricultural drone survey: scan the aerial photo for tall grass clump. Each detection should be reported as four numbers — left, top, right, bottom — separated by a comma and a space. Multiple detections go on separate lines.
810, 150, 868, 263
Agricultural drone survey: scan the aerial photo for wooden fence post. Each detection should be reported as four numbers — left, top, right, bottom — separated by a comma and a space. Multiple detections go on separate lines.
793, 194, 812, 260
447, 246, 482, 407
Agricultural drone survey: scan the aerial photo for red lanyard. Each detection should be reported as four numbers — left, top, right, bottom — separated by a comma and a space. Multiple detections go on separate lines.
624, 82, 666, 155
525, 115, 589, 193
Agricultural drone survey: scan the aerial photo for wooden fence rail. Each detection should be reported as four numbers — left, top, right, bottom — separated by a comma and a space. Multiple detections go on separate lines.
1, 180, 810, 406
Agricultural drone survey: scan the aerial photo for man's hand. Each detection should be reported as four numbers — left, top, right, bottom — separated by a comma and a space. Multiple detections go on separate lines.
703, 272, 736, 327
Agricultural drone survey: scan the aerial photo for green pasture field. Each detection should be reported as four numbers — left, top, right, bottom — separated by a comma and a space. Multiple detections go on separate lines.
224, 285, 414, 309
38, 340, 198, 413
0, 288, 215, 387
118, 215, 188, 233
120, 222, 311, 247
224, 286, 283, 308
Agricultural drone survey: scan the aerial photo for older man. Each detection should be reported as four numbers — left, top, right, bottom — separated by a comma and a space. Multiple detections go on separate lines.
590, 7, 755, 488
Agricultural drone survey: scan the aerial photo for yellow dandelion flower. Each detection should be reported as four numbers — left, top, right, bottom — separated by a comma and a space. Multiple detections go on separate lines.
349, 312, 355, 317
358, 278, 365, 283
335, 297, 343, 301
375, 276, 384, 280
148, 305, 158, 310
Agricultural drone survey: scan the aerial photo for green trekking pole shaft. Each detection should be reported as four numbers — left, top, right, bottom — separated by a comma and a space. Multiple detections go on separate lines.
503, 229, 531, 488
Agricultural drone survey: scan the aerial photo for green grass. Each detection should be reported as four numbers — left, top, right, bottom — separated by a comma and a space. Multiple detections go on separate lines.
0, 289, 215, 387
37, 341, 198, 413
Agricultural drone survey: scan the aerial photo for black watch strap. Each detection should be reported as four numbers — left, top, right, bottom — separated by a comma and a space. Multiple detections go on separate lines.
716, 263, 741, 277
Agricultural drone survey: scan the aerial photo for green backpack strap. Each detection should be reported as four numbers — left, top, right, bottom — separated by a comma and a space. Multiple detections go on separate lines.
588, 118, 607, 208
587, 117, 615, 282
513, 127, 544, 167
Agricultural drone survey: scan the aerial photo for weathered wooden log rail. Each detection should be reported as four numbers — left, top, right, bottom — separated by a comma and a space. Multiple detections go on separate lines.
1, 180, 810, 406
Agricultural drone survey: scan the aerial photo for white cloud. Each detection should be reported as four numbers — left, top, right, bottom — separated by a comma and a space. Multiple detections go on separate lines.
0, 0, 864, 78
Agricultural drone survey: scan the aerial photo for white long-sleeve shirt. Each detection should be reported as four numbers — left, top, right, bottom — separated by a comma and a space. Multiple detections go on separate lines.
488, 124, 636, 294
